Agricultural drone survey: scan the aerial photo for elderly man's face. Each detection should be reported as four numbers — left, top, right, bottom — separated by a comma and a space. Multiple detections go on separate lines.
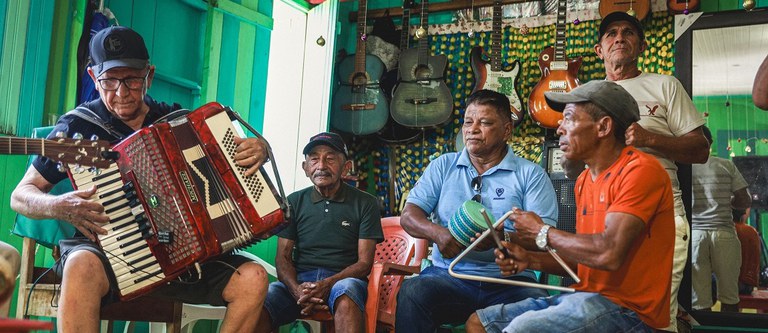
595, 21, 647, 66
556, 103, 600, 161
89, 66, 154, 123
302, 145, 350, 189
462, 102, 512, 157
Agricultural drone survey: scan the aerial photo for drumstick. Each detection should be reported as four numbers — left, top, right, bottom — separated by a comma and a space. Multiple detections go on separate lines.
547, 247, 581, 284
479, 209, 506, 253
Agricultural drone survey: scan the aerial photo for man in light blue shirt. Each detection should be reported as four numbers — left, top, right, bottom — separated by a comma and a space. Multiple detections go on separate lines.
396, 89, 558, 332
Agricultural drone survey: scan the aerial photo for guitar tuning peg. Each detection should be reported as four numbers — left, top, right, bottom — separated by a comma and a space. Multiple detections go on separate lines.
89, 167, 102, 175
72, 132, 84, 140
90, 134, 99, 141
56, 162, 68, 173
55, 131, 66, 139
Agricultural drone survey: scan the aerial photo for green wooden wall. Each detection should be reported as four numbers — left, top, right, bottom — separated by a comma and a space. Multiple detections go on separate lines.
0, 0, 277, 330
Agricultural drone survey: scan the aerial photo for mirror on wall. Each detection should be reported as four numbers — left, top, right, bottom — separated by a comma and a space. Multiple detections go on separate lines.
676, 9, 768, 329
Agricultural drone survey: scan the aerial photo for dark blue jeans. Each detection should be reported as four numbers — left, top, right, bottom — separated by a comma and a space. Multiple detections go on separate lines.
263, 268, 367, 328
395, 265, 548, 332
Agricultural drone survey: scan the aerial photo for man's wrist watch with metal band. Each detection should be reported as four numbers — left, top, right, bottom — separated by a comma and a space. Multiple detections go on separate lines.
535, 224, 552, 250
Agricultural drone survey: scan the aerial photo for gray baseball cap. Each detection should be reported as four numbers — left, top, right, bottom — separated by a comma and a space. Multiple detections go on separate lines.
544, 80, 640, 129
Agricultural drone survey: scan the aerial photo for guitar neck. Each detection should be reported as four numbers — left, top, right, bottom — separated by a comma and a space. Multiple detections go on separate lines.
553, 0, 568, 62
0, 137, 46, 155
417, 0, 430, 65
400, 7, 411, 50
490, 0, 502, 72
354, 0, 368, 74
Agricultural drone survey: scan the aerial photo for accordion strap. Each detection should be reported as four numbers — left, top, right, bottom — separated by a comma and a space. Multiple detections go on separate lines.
67, 107, 126, 140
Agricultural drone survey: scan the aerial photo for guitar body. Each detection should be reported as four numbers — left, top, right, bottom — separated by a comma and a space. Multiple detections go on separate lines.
470, 46, 524, 126
528, 47, 582, 129
667, 0, 699, 13
377, 117, 422, 144
391, 48, 453, 128
331, 54, 389, 135
599, 0, 651, 21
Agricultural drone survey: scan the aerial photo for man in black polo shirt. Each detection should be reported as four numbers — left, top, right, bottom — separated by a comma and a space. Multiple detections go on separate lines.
256, 132, 383, 333
11, 26, 271, 333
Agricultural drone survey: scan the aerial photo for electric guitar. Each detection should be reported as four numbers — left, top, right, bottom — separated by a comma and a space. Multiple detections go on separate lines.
470, 0, 524, 127
598, 0, 651, 21
331, 0, 389, 135
390, 0, 453, 129
528, 0, 582, 129
667, 0, 699, 14
0, 135, 115, 168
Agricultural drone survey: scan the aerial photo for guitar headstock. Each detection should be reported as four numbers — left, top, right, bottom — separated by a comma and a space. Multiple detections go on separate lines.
43, 137, 116, 169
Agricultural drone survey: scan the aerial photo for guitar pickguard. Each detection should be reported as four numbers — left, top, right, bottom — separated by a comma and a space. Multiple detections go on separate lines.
483, 62, 522, 112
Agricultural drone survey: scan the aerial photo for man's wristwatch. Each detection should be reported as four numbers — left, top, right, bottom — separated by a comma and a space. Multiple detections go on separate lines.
535, 224, 552, 250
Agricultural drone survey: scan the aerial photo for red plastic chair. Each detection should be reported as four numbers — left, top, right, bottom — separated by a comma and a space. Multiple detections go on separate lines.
0, 319, 54, 332
301, 216, 428, 333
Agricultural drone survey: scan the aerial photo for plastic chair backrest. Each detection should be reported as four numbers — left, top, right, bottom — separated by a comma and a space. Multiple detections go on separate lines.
371, 216, 428, 324
11, 126, 76, 248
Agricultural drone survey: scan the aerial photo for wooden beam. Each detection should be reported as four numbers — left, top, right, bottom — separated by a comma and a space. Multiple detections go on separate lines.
349, 0, 536, 22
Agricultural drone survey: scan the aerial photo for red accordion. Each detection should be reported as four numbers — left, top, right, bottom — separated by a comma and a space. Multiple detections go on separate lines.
69, 102, 287, 300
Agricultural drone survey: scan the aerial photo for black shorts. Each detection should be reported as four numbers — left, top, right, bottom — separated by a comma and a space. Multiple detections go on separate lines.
55, 237, 252, 306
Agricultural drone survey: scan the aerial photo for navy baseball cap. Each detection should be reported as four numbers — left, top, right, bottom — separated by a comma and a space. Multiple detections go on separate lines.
599, 11, 645, 41
303, 132, 349, 157
89, 26, 149, 77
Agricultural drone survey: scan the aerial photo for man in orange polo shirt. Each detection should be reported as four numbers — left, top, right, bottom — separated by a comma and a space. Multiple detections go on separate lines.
466, 80, 675, 332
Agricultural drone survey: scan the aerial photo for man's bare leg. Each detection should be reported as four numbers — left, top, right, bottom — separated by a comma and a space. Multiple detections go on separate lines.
219, 262, 269, 333
465, 312, 487, 333
333, 295, 363, 333
58, 251, 110, 333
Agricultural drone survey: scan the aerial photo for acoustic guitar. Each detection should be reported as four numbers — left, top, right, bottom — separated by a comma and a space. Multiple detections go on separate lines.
0, 136, 115, 168
667, 0, 699, 14
598, 0, 651, 21
331, 0, 389, 135
390, 0, 453, 129
376, 0, 422, 145
470, 0, 524, 127
528, 0, 582, 129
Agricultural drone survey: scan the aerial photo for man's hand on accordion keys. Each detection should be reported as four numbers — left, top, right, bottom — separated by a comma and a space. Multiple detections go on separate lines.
57, 186, 110, 241
232, 136, 269, 177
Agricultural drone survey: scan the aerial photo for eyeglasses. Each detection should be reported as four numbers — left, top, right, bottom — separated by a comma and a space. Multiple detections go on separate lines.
97, 72, 149, 91
471, 175, 482, 203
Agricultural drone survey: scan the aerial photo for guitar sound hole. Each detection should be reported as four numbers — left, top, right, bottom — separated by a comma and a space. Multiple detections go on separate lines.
414, 65, 432, 80
351, 73, 368, 86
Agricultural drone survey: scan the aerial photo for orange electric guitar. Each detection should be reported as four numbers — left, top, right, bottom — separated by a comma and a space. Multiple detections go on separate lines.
598, 0, 651, 21
667, 0, 699, 14
528, 0, 581, 129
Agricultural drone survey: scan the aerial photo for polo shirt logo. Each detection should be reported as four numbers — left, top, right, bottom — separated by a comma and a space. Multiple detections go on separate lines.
341, 221, 350, 227
495, 188, 504, 197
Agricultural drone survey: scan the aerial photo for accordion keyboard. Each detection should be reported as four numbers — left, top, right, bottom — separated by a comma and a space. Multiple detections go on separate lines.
70, 165, 166, 295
